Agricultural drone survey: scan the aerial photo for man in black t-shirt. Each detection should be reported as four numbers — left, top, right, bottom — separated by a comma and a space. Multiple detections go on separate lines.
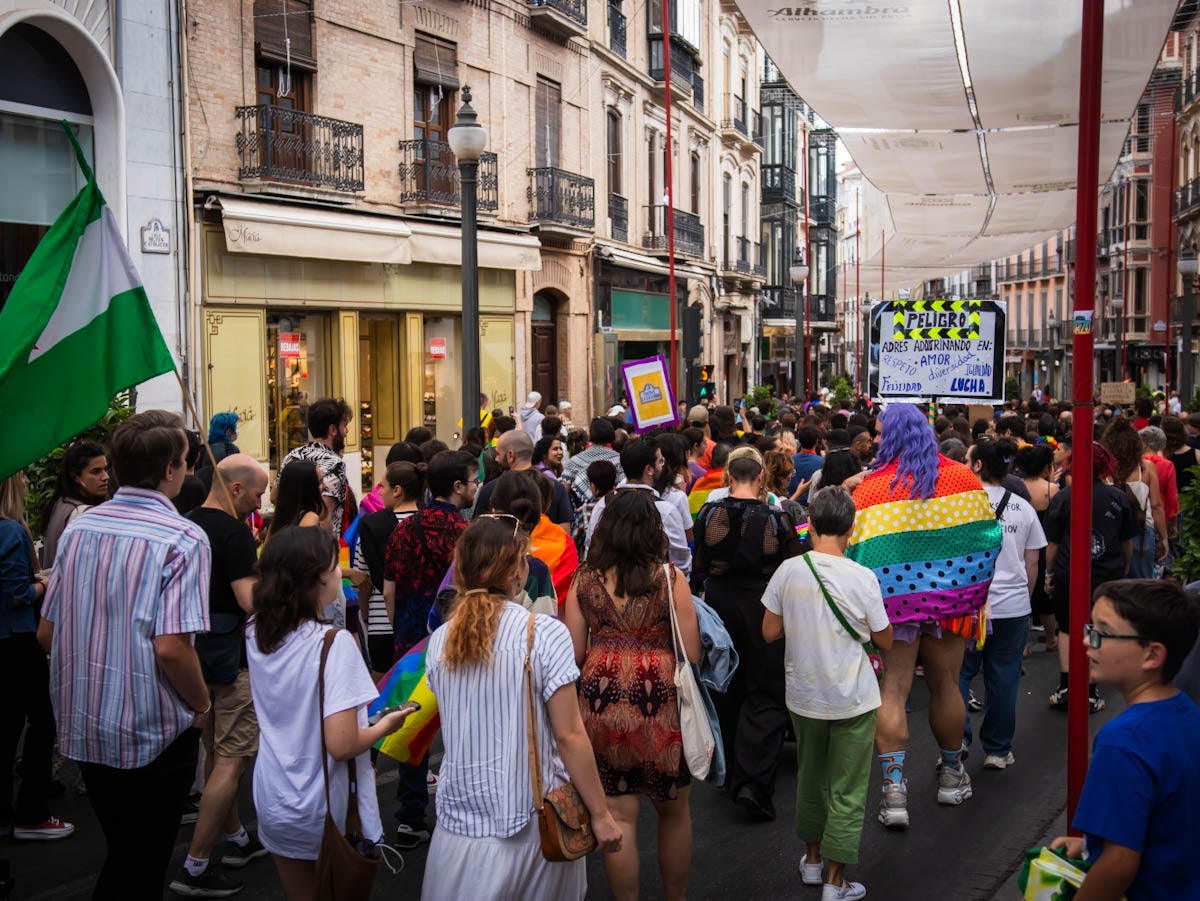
473, 429, 574, 528
170, 455, 268, 897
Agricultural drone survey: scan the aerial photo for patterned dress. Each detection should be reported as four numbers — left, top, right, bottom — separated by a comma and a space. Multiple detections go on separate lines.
575, 565, 689, 801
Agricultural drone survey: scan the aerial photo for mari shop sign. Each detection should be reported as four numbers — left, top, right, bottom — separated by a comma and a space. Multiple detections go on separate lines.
868, 299, 1006, 402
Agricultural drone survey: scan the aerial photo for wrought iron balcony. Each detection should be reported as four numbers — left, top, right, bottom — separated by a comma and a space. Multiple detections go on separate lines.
397, 139, 498, 211
762, 164, 799, 205
648, 35, 695, 96
809, 194, 836, 225
810, 293, 837, 323
761, 285, 798, 318
527, 167, 595, 232
723, 95, 748, 137
753, 242, 767, 278
608, 3, 626, 57
751, 110, 763, 147
692, 71, 704, 114
1176, 177, 1200, 219
527, 0, 587, 39
736, 236, 752, 273
235, 105, 364, 192
610, 192, 628, 242
643, 205, 704, 258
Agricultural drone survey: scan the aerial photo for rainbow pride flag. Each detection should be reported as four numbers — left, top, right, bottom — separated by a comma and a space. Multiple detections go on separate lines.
369, 637, 440, 764
530, 515, 579, 605
847, 456, 1001, 636
688, 468, 725, 519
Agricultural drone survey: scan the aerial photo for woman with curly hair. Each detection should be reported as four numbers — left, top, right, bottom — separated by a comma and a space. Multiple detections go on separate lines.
1041, 442, 1140, 713
845, 404, 1002, 828
1101, 418, 1167, 579
422, 517, 621, 900
564, 490, 701, 901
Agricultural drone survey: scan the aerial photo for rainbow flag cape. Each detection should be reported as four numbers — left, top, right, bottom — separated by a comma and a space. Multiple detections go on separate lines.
688, 468, 725, 519
847, 456, 1001, 638
369, 637, 440, 764
530, 515, 578, 603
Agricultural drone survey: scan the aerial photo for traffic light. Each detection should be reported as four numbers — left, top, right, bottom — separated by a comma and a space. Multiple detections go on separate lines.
697, 364, 715, 402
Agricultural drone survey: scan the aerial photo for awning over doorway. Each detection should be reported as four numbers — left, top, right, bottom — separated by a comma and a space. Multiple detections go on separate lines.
216, 196, 412, 264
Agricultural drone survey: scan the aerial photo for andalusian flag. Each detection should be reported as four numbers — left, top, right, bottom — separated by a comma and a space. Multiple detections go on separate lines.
0, 123, 174, 481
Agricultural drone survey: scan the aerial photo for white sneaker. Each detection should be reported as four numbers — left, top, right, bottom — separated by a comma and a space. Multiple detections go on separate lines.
937, 766, 973, 805
984, 751, 1015, 770
878, 781, 909, 828
800, 853, 823, 886
822, 880, 867, 900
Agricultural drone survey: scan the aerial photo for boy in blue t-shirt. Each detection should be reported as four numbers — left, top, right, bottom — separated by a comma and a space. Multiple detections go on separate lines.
1050, 579, 1200, 900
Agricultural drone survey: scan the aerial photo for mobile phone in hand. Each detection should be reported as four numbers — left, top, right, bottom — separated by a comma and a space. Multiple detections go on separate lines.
368, 701, 421, 726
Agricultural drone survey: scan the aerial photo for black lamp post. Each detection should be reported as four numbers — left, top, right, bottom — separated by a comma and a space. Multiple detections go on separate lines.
1179, 246, 1198, 406
448, 86, 488, 441
789, 250, 809, 400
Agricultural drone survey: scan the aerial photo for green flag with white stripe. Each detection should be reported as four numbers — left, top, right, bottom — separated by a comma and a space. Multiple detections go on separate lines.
0, 123, 174, 481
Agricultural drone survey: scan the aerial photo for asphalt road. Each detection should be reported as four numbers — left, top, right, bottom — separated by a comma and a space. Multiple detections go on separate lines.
8, 639, 1116, 901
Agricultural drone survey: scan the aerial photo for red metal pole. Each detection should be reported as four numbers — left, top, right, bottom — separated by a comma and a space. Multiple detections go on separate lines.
1068, 0, 1104, 829
803, 128, 811, 402
662, 1, 678, 399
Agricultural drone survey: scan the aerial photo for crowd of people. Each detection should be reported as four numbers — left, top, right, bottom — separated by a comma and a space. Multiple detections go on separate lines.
1, 387, 1199, 900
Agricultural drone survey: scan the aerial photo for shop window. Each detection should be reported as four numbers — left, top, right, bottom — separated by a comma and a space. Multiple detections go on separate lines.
266, 313, 330, 472
423, 316, 462, 444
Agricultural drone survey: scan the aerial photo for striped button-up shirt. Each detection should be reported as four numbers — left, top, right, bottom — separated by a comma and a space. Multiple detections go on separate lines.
427, 605, 579, 838
43, 487, 211, 769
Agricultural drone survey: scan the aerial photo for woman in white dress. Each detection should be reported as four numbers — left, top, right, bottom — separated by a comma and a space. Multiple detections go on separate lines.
422, 516, 622, 900
247, 525, 411, 900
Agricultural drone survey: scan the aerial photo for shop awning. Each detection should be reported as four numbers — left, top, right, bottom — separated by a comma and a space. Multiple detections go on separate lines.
217, 196, 412, 264
733, 0, 1181, 288
407, 221, 542, 271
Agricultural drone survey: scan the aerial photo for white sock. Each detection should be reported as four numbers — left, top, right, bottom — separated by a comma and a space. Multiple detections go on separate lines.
184, 856, 208, 877
228, 827, 249, 847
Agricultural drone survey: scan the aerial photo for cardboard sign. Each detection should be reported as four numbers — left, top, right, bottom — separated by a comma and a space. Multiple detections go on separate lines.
620, 355, 679, 433
1099, 382, 1135, 406
868, 299, 1007, 402
279, 332, 301, 359
429, 337, 447, 359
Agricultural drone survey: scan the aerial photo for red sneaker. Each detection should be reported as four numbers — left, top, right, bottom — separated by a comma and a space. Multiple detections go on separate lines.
14, 817, 75, 841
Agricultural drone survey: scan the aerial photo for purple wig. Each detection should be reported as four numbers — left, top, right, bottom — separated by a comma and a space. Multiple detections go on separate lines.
874, 404, 940, 499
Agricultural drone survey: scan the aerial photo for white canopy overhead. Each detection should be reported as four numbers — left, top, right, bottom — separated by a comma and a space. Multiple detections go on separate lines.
735, 0, 1182, 291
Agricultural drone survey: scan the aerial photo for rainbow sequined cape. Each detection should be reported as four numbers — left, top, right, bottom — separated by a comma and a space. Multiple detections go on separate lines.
847, 455, 1002, 627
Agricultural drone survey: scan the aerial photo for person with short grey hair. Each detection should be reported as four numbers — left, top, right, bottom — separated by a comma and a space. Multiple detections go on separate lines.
1140, 425, 1180, 560
762, 485, 892, 900
1139, 426, 1167, 453
938, 437, 967, 463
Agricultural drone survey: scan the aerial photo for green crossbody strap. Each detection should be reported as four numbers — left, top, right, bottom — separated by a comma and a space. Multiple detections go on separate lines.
802, 552, 864, 643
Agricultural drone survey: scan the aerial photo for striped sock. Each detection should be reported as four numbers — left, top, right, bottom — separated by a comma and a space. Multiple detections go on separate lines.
940, 745, 964, 773
878, 750, 906, 788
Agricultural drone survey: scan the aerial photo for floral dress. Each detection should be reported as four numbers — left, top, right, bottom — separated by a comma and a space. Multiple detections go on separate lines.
575, 565, 689, 801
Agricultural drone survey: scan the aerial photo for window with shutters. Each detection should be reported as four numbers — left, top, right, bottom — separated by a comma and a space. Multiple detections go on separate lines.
413, 34, 459, 91
535, 77, 562, 169
690, 151, 700, 215
254, 0, 315, 69
607, 109, 622, 195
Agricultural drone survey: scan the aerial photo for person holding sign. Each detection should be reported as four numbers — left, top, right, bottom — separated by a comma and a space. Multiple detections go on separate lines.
845, 405, 1002, 829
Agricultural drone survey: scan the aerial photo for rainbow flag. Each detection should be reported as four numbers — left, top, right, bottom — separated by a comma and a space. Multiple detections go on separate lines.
847, 456, 1001, 637
688, 468, 725, 519
530, 515, 578, 604
369, 637, 440, 764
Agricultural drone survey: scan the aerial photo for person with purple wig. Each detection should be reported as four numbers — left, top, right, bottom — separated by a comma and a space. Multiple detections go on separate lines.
845, 404, 1002, 829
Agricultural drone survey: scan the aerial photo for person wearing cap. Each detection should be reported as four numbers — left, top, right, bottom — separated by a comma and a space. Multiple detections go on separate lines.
687, 405, 716, 469
518, 391, 545, 440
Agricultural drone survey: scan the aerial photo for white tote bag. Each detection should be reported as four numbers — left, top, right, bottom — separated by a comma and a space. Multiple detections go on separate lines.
664, 566, 714, 780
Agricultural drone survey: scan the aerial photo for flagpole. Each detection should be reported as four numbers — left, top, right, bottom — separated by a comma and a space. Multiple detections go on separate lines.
172, 369, 237, 519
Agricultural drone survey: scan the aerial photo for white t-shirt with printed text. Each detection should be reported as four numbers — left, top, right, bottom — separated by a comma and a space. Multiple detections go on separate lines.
984, 484, 1047, 619
762, 552, 890, 720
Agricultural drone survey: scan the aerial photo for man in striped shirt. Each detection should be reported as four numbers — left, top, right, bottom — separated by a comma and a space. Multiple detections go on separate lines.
561, 417, 626, 509
39, 411, 212, 900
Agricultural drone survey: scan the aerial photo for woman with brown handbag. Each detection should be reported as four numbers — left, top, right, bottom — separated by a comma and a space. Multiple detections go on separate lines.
421, 516, 621, 900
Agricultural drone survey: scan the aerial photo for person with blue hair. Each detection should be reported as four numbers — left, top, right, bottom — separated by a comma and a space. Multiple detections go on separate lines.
845, 404, 1002, 830
205, 412, 240, 465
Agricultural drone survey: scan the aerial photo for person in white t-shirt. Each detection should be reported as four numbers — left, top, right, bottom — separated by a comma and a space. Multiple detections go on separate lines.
961, 439, 1047, 770
762, 487, 893, 901
246, 526, 413, 898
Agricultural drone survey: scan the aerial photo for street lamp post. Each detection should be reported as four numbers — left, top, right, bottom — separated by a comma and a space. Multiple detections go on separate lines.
790, 251, 810, 401
448, 87, 488, 442
1110, 294, 1124, 382
1179, 247, 1198, 407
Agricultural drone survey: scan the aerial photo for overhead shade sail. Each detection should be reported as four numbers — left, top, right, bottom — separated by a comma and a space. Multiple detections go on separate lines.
735, 0, 1181, 289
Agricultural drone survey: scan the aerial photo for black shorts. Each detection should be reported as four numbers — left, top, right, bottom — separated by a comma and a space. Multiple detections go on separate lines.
1030, 548, 1054, 618
1052, 582, 1071, 634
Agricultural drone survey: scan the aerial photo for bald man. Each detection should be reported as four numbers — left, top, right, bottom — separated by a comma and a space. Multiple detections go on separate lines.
473, 429, 575, 530
172, 455, 269, 895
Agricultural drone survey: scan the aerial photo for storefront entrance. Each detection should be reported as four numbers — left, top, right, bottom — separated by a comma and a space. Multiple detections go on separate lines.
266, 313, 331, 472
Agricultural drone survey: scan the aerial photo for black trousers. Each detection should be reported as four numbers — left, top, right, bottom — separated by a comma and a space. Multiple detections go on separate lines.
79, 729, 199, 900
0, 633, 55, 826
706, 581, 789, 800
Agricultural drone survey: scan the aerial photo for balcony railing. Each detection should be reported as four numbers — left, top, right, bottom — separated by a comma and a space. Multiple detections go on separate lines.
1176, 178, 1200, 218
736, 237, 765, 276
762, 285, 798, 318
235, 105, 364, 192
809, 194, 835, 225
810, 294, 836, 323
762, 164, 797, 204
527, 167, 595, 230
527, 0, 587, 38
608, 3, 626, 58
751, 110, 763, 147
610, 192, 628, 242
724, 95, 748, 136
692, 70, 704, 114
736, 236, 751, 273
648, 36, 696, 92
397, 139, 498, 210
643, 205, 704, 258
753, 242, 766, 278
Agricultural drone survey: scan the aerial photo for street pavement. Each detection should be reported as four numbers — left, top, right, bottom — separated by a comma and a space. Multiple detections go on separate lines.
9, 637, 1116, 901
